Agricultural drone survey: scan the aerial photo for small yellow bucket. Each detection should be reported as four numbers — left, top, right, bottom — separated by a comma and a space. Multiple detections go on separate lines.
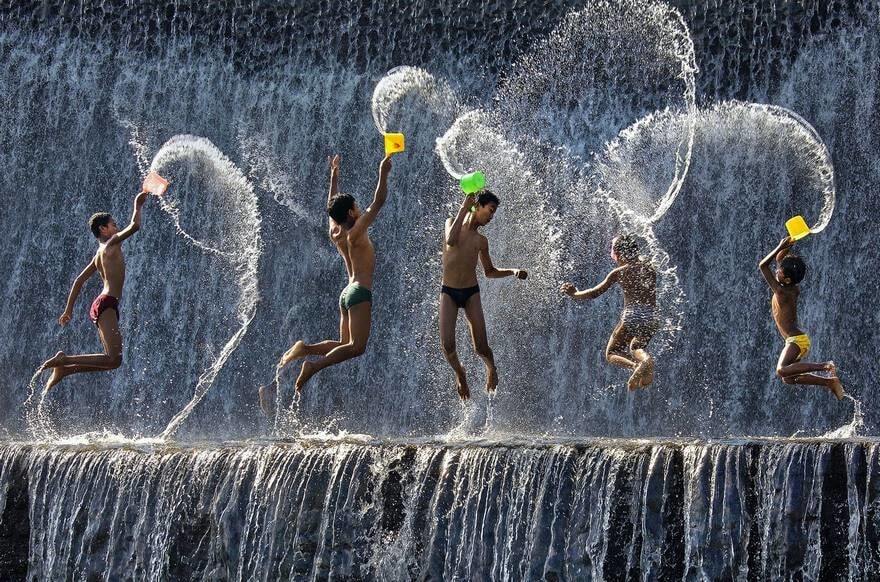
383, 133, 405, 155
785, 215, 811, 240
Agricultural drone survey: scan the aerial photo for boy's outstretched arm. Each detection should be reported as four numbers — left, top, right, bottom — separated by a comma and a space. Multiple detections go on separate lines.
349, 156, 392, 239
560, 268, 622, 301
327, 154, 340, 205
58, 259, 98, 325
479, 238, 528, 280
759, 236, 793, 291
107, 190, 150, 247
445, 194, 472, 246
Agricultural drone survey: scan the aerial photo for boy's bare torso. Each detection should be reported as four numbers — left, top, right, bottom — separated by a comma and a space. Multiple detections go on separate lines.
617, 262, 657, 308
771, 286, 801, 338
331, 225, 375, 289
95, 243, 126, 298
442, 217, 483, 287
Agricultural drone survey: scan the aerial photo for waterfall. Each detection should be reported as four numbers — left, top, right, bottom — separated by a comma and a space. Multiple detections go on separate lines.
0, 439, 876, 579
1, 0, 879, 577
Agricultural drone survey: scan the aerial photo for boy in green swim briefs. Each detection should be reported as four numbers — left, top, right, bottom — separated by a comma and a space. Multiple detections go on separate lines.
260, 154, 392, 413
759, 236, 844, 400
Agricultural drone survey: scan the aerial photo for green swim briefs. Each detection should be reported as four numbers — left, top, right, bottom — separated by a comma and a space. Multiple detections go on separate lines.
339, 282, 372, 311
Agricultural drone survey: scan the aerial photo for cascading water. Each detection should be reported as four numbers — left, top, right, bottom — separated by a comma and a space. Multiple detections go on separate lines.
0, 0, 879, 578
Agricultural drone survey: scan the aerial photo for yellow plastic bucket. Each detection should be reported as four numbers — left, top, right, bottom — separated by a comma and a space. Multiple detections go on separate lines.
383, 133, 405, 155
785, 215, 811, 240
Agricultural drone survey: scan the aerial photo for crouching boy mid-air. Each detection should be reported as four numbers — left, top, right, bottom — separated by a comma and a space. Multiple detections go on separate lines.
561, 235, 658, 390
759, 236, 844, 400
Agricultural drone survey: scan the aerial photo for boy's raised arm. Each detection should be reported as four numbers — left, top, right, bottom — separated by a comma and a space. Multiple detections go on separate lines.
59, 259, 98, 325
327, 154, 340, 205
349, 156, 392, 239
107, 190, 150, 247
445, 195, 472, 246
561, 268, 622, 301
759, 236, 793, 291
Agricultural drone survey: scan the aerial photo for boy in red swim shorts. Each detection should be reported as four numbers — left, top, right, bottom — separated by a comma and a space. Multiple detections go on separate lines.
40, 187, 154, 390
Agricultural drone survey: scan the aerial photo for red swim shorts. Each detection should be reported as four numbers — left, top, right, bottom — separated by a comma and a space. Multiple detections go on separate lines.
89, 294, 120, 326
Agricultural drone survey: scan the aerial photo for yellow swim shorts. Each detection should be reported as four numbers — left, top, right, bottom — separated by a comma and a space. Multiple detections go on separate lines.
785, 333, 811, 361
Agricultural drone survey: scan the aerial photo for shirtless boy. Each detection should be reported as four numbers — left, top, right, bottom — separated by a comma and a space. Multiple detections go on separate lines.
759, 236, 844, 399
260, 154, 392, 413
561, 235, 658, 390
40, 189, 152, 389
440, 191, 528, 401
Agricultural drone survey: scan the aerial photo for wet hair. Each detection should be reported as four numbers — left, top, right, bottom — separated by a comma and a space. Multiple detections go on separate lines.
89, 212, 113, 238
476, 190, 500, 207
612, 235, 640, 261
780, 255, 806, 285
327, 193, 356, 225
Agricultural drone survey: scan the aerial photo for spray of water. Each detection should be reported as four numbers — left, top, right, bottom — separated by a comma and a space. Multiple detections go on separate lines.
371, 66, 462, 134
495, 0, 697, 222
24, 369, 59, 440
143, 135, 262, 439
822, 395, 865, 438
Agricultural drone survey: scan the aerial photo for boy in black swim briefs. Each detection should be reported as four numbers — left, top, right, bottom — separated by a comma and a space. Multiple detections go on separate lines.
439, 190, 527, 400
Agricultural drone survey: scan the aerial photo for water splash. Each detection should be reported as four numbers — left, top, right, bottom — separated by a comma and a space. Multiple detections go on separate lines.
145, 135, 262, 439
496, 0, 697, 223
822, 395, 864, 438
24, 368, 59, 440
371, 66, 462, 134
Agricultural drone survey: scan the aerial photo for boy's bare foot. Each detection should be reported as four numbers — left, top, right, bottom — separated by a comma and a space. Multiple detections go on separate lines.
295, 361, 316, 392
825, 361, 837, 377
456, 373, 470, 401
828, 378, 845, 401
258, 384, 276, 418
627, 370, 641, 391
45, 367, 65, 391
486, 366, 498, 394
637, 356, 655, 388
40, 351, 66, 371
279, 341, 306, 369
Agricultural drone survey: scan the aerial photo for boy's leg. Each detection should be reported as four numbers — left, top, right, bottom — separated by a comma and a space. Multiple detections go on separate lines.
278, 307, 350, 368
42, 310, 123, 389
630, 332, 655, 388
463, 293, 497, 394
296, 302, 372, 391
439, 293, 469, 400
776, 344, 844, 400
264, 308, 352, 415
605, 322, 642, 390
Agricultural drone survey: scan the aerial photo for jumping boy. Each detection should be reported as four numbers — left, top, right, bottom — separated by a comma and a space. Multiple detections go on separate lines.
261, 154, 392, 414
759, 236, 844, 399
561, 235, 658, 390
40, 187, 153, 389
440, 191, 528, 401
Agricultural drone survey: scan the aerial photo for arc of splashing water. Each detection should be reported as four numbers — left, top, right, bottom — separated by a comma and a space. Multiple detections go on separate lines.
744, 102, 836, 233
371, 65, 462, 134
584, 3, 698, 225
490, 0, 698, 225
141, 135, 262, 440
647, 4, 697, 224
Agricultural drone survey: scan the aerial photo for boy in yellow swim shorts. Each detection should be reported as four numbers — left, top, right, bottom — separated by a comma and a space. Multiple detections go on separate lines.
759, 236, 844, 400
